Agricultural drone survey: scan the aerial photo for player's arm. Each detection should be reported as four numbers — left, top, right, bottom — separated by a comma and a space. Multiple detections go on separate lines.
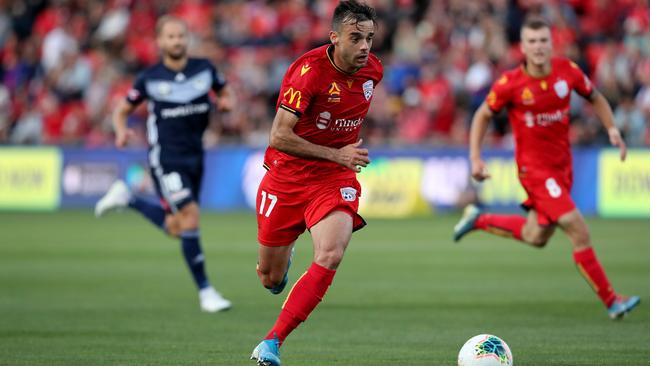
270, 108, 369, 172
588, 90, 627, 161
468, 101, 494, 181
215, 84, 234, 112
112, 99, 137, 148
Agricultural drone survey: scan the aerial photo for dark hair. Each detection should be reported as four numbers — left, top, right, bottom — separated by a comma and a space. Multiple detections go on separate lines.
332, 1, 377, 31
521, 16, 550, 31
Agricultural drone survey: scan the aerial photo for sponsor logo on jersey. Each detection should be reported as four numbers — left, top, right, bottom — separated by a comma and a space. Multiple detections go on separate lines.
554, 79, 569, 99
283, 87, 302, 109
158, 82, 172, 96
328, 82, 341, 103
363, 80, 374, 101
333, 117, 363, 131
487, 90, 497, 108
300, 64, 311, 76
316, 111, 331, 129
521, 87, 535, 105
161, 103, 210, 119
340, 187, 357, 202
524, 109, 566, 128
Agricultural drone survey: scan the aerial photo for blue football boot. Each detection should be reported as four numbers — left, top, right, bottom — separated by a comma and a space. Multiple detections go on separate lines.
269, 248, 294, 295
608, 295, 640, 320
250, 336, 281, 366
453, 204, 482, 242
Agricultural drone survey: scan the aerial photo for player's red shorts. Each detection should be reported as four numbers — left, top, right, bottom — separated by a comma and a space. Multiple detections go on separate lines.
519, 169, 575, 226
256, 172, 366, 247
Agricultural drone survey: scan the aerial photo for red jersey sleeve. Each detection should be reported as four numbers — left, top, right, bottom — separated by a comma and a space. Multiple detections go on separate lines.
277, 60, 319, 116
567, 61, 594, 99
486, 74, 512, 113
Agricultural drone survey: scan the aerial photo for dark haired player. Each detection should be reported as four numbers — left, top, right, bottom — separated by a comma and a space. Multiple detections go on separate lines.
95, 16, 233, 313
250, 1, 383, 365
454, 18, 640, 320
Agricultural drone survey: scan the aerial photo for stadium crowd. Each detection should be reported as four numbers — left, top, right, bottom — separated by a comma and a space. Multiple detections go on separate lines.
0, 0, 649, 148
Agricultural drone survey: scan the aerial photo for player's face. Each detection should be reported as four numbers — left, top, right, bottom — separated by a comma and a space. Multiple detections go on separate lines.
520, 27, 552, 67
157, 21, 188, 60
331, 20, 375, 71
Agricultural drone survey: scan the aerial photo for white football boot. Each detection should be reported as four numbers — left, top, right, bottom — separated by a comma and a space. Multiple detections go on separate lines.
199, 286, 232, 313
95, 180, 131, 217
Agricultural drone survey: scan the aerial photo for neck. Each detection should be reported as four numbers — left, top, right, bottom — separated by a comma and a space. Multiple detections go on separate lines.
525, 60, 551, 78
163, 56, 187, 72
330, 45, 358, 74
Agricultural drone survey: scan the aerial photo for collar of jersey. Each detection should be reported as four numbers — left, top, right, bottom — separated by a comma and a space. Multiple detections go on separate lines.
326, 45, 359, 75
520, 61, 552, 80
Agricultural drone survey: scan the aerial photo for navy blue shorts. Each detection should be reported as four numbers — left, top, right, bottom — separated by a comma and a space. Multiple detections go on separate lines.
149, 155, 203, 213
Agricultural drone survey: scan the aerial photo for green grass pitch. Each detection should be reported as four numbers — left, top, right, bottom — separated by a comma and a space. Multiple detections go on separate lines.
0, 211, 648, 365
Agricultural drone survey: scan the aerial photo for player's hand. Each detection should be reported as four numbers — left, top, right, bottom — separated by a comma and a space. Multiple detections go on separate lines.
470, 158, 491, 182
608, 127, 627, 162
216, 97, 233, 112
336, 139, 370, 172
114, 128, 135, 148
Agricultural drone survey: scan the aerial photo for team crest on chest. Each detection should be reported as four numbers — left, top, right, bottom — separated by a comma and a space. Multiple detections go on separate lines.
554, 79, 569, 99
362, 80, 374, 101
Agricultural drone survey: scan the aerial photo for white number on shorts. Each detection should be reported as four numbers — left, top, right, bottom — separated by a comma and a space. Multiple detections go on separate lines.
259, 191, 278, 218
162, 172, 183, 193
545, 177, 562, 198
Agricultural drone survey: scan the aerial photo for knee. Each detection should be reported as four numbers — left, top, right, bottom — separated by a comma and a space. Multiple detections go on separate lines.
257, 266, 285, 289
572, 230, 591, 249
165, 216, 181, 238
178, 209, 200, 231
529, 235, 549, 248
314, 247, 345, 270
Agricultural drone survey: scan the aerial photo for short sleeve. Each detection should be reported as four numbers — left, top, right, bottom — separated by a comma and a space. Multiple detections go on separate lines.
568, 61, 594, 99
210, 64, 227, 92
485, 74, 512, 113
277, 61, 317, 116
126, 73, 147, 106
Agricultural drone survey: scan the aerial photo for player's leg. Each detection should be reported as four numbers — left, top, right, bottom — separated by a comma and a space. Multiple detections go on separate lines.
519, 209, 556, 247
454, 205, 555, 246
558, 209, 640, 318
261, 211, 350, 346
257, 243, 294, 294
95, 180, 168, 233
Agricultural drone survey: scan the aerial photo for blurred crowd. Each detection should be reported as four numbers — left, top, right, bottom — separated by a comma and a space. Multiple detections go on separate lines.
1, 0, 649, 148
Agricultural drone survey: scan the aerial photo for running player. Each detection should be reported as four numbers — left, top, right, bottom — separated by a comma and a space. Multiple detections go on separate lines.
95, 16, 232, 313
454, 17, 640, 319
249, 2, 382, 365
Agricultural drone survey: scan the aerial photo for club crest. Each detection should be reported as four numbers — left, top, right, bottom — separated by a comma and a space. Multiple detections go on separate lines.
554, 79, 569, 99
362, 80, 374, 101
340, 187, 357, 202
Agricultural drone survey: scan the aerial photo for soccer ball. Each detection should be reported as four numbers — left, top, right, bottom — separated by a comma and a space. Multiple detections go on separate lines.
458, 334, 513, 366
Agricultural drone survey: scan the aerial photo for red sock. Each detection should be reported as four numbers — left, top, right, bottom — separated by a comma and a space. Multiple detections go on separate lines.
265, 262, 336, 345
474, 214, 525, 241
573, 247, 616, 307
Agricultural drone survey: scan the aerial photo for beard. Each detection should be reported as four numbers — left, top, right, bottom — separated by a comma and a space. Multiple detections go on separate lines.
166, 47, 187, 60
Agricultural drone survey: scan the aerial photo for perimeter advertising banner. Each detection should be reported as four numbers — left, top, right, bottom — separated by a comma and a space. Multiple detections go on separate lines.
0, 147, 61, 210
598, 149, 650, 217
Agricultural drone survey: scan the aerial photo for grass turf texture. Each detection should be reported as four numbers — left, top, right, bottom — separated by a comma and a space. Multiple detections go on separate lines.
0, 211, 648, 365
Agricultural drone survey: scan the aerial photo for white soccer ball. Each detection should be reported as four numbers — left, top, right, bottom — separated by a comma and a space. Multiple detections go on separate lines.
458, 334, 513, 366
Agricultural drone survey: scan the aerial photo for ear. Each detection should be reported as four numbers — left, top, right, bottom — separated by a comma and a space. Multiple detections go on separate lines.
329, 30, 338, 46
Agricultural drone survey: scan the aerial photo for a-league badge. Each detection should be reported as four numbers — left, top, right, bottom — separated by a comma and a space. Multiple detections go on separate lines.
362, 80, 373, 101
340, 187, 357, 202
554, 79, 569, 99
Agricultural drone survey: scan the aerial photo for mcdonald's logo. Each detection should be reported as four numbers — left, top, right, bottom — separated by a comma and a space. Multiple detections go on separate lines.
283, 87, 302, 109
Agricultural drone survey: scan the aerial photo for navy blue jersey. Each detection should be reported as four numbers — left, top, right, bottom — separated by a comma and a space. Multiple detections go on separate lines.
126, 58, 226, 160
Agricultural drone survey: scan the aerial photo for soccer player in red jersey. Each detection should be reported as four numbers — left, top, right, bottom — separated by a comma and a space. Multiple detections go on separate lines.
250, 2, 383, 365
454, 18, 640, 320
